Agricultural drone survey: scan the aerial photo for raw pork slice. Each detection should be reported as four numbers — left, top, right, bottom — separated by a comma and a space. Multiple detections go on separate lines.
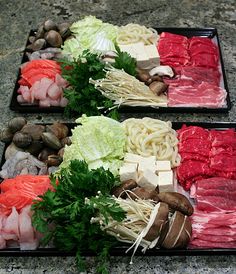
168, 82, 227, 107
195, 177, 236, 212
189, 209, 236, 249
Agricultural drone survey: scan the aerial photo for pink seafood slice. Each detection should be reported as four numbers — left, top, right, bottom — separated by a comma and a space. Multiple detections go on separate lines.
2, 207, 19, 238
34, 78, 54, 101
49, 98, 61, 106
30, 80, 41, 103
47, 82, 62, 100
55, 73, 68, 88
60, 97, 68, 107
39, 98, 51, 107
19, 86, 31, 102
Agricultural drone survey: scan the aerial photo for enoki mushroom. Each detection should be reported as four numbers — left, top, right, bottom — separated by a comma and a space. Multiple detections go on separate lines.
89, 68, 167, 108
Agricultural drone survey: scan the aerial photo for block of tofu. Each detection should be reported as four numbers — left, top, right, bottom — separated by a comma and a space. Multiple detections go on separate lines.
155, 160, 171, 172
124, 153, 146, 164
119, 44, 136, 58
158, 170, 174, 192
119, 163, 138, 182
119, 42, 151, 68
138, 156, 157, 174
137, 169, 158, 191
144, 44, 160, 66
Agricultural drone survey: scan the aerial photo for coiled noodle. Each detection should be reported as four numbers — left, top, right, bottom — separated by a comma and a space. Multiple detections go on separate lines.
116, 23, 159, 45
122, 117, 180, 167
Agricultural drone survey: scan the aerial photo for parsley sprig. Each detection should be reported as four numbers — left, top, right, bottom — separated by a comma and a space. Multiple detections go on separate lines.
60, 50, 119, 119
32, 160, 125, 273
113, 45, 137, 77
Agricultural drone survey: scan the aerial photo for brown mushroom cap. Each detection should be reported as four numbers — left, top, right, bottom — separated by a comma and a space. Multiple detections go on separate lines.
111, 179, 138, 198
144, 202, 169, 242
157, 192, 194, 216
161, 211, 191, 249
129, 187, 160, 201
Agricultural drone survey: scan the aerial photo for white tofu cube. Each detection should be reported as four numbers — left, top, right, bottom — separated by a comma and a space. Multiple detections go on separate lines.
155, 160, 171, 172
124, 153, 145, 164
119, 44, 136, 59
119, 163, 138, 182
158, 171, 174, 192
144, 44, 160, 66
138, 156, 157, 174
137, 169, 158, 191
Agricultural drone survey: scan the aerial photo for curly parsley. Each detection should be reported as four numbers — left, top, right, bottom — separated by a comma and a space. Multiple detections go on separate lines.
32, 160, 125, 273
60, 50, 119, 119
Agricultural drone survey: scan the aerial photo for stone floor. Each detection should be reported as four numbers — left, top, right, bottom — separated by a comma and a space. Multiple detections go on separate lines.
0, 0, 236, 273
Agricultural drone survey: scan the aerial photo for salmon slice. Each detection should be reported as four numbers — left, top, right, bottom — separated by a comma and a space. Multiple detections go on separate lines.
21, 60, 61, 75
0, 175, 53, 213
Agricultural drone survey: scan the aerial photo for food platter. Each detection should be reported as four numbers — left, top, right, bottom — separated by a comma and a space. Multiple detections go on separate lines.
9, 27, 231, 113
0, 121, 235, 257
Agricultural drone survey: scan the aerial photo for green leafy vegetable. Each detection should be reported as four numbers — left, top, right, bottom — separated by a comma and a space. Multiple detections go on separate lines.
62, 15, 118, 59
113, 45, 137, 77
61, 115, 126, 175
32, 160, 126, 274
60, 50, 118, 119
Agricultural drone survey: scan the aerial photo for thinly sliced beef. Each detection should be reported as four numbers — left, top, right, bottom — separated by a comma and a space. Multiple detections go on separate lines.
177, 125, 209, 142
196, 189, 236, 200
179, 152, 209, 163
177, 126, 236, 189
209, 129, 236, 148
178, 138, 211, 156
177, 160, 211, 189
210, 154, 236, 172
197, 196, 236, 212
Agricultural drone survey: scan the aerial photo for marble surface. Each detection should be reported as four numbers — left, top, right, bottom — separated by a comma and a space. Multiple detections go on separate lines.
0, 0, 236, 273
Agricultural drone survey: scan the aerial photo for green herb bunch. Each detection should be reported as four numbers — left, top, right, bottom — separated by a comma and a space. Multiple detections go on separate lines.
113, 45, 137, 77
60, 50, 118, 119
32, 160, 125, 273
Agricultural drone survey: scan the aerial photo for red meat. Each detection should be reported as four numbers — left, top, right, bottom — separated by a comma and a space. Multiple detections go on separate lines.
189, 209, 236, 249
177, 126, 236, 189
177, 125, 209, 142
178, 138, 211, 156
209, 129, 236, 148
167, 82, 227, 108
189, 239, 236, 249
189, 37, 219, 69
179, 152, 209, 163
196, 177, 236, 192
210, 154, 236, 172
191, 53, 218, 69
177, 160, 211, 189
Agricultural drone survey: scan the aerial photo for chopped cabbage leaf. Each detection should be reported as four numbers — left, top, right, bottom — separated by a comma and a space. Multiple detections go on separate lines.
60, 115, 126, 175
62, 16, 118, 59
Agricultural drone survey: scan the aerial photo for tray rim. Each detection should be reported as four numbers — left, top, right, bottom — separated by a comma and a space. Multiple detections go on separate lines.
0, 121, 235, 256
9, 27, 231, 114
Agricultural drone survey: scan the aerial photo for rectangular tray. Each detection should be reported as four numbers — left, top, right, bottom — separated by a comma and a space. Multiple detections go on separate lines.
0, 121, 235, 256
9, 28, 231, 113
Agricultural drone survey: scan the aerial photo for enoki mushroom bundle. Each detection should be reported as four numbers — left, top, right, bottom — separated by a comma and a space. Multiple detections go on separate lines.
89, 68, 167, 108
91, 196, 162, 264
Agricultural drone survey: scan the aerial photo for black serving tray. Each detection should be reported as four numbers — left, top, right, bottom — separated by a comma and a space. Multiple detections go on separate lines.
9, 28, 231, 113
0, 121, 235, 256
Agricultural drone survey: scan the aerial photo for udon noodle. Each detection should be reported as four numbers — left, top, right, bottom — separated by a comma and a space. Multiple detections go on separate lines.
116, 23, 159, 45
122, 118, 180, 167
